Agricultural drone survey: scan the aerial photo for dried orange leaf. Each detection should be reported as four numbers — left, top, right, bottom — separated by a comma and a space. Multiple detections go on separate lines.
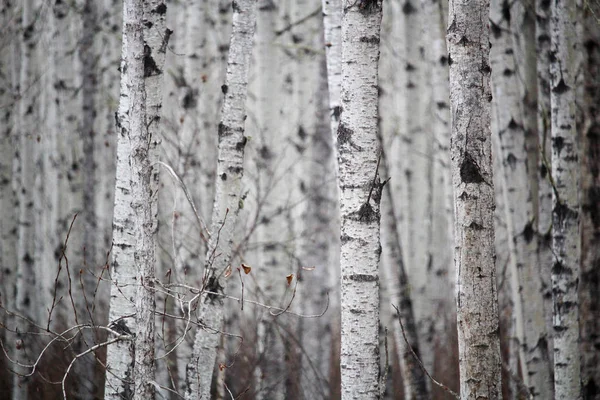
302, 266, 316, 271
286, 274, 294, 286
241, 263, 251, 274
224, 265, 232, 278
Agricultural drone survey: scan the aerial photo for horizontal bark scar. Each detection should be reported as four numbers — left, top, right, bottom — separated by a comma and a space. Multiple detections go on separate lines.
344, 274, 378, 282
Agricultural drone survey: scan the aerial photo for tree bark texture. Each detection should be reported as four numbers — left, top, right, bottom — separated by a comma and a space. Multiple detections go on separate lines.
446, 0, 503, 398
490, 0, 552, 396
535, 0, 555, 367
338, 0, 383, 398
550, 0, 582, 398
13, 1, 41, 398
184, 1, 256, 398
379, 145, 429, 400
580, 2, 600, 398
104, 1, 141, 397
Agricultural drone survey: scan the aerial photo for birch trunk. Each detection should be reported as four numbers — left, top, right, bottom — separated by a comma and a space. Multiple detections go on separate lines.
0, 0, 18, 351
298, 58, 335, 400
490, 0, 552, 396
1, 3, 19, 397
78, 0, 99, 308
130, 1, 168, 398
379, 145, 429, 400
580, 2, 600, 397
399, 2, 436, 375
293, 2, 334, 398
420, 0, 455, 372
169, 0, 217, 391
338, 0, 383, 398
104, 1, 140, 397
13, 1, 41, 398
184, 1, 256, 397
320, 0, 342, 393
550, 0, 582, 398
96, 0, 120, 269
250, 1, 294, 396
446, 0, 503, 398
534, 0, 554, 364
46, 0, 85, 323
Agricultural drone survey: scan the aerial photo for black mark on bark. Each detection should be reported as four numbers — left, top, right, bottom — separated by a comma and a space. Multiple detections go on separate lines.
460, 153, 485, 184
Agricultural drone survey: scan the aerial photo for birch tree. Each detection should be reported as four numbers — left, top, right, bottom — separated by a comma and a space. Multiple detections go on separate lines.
13, 1, 42, 398
129, 0, 156, 395
420, 0, 455, 380
104, 0, 166, 397
580, 1, 600, 396
535, 0, 554, 359
446, 0, 503, 398
320, 0, 342, 392
184, 1, 257, 397
95, 0, 121, 269
550, 0, 582, 398
132, 1, 168, 398
338, 0, 383, 397
250, 1, 297, 396
489, 0, 551, 396
0, 0, 18, 353
398, 2, 436, 374
294, 2, 336, 398
166, 0, 222, 391
379, 144, 429, 400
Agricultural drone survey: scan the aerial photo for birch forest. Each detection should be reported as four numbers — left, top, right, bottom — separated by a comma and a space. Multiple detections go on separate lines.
1, 0, 599, 399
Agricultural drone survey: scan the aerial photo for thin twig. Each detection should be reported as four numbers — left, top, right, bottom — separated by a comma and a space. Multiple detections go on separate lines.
47, 213, 79, 331
392, 304, 459, 399
157, 161, 209, 242
275, 7, 322, 36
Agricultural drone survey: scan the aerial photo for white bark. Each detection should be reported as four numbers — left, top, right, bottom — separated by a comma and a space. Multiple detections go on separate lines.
0, 0, 18, 349
338, 0, 383, 398
104, 2, 139, 398
550, 0, 582, 398
320, 0, 342, 392
250, 1, 296, 397
168, 0, 219, 391
322, 0, 342, 139
1, 2, 20, 397
580, 2, 600, 396
13, 1, 42, 398
534, 0, 554, 366
131, 1, 168, 398
490, 0, 552, 396
379, 146, 429, 400
128, 0, 156, 394
96, 0, 121, 268
184, 1, 256, 398
446, 0, 503, 398
398, 3, 436, 375
420, 0, 455, 373
299, 58, 336, 400
46, 0, 86, 318
77, 0, 100, 313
